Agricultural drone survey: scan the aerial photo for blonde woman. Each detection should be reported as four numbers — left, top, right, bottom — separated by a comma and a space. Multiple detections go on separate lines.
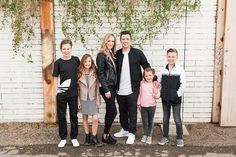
96, 33, 117, 144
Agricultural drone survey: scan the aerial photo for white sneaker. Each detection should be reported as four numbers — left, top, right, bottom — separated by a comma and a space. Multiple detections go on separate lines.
140, 135, 147, 143
58, 140, 66, 148
146, 136, 152, 144
71, 139, 80, 147
114, 128, 129, 137
126, 133, 135, 145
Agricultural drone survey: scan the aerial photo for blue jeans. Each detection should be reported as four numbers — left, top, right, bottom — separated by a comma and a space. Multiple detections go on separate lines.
141, 106, 156, 137
162, 103, 183, 139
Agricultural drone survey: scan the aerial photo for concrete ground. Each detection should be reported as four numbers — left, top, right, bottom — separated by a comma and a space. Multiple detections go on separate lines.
0, 122, 236, 156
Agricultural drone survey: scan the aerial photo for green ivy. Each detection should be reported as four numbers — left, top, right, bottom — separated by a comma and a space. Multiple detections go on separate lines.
0, 0, 200, 62
0, 0, 39, 63
59, 0, 200, 49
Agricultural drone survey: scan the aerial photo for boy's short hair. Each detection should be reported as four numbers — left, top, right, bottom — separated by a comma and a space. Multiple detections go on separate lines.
60, 39, 72, 50
167, 48, 178, 55
120, 30, 132, 40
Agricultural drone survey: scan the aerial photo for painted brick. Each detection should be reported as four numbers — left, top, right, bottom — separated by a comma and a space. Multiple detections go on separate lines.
0, 0, 217, 123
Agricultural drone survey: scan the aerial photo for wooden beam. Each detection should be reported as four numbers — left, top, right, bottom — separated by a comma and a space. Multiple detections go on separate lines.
212, 0, 226, 123
220, 0, 236, 126
40, 0, 56, 123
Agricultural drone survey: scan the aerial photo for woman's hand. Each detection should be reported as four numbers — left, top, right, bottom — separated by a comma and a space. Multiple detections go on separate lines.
105, 91, 111, 99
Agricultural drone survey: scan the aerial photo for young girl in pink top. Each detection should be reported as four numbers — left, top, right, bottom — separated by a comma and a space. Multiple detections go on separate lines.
137, 68, 160, 144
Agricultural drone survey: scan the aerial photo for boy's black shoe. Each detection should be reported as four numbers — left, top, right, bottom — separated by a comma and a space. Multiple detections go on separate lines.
102, 134, 117, 145
91, 135, 103, 147
84, 133, 91, 146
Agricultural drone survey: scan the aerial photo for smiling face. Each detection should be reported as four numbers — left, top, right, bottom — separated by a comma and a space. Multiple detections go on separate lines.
61, 43, 72, 59
167, 51, 178, 66
83, 56, 92, 70
106, 35, 115, 51
144, 71, 154, 83
120, 34, 131, 51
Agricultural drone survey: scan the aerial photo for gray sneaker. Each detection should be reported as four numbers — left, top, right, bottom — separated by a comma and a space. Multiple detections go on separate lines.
158, 137, 168, 145
146, 136, 152, 144
176, 139, 184, 147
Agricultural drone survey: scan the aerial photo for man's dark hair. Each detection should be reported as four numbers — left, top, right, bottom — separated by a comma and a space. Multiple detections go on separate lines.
120, 31, 132, 40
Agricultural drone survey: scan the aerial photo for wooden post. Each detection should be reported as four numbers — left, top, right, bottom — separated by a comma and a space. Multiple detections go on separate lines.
40, 0, 56, 123
212, 0, 226, 123
220, 0, 236, 126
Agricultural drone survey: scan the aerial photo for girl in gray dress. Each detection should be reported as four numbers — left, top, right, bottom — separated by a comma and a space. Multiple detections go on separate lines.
77, 54, 102, 146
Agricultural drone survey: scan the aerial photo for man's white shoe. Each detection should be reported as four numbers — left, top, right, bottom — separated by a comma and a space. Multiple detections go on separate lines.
58, 140, 66, 148
126, 133, 135, 145
71, 139, 80, 147
114, 128, 129, 137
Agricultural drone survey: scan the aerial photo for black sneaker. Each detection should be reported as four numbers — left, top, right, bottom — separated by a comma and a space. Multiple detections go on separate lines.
102, 134, 117, 145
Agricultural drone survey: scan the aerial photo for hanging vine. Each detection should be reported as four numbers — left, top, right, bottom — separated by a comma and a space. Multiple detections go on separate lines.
0, 0, 39, 63
59, 0, 200, 49
0, 0, 200, 61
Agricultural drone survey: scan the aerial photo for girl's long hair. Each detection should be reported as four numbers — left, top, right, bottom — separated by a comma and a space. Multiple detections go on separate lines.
99, 33, 116, 59
77, 54, 97, 80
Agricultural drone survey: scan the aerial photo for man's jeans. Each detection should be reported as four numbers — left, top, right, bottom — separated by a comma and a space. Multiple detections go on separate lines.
162, 103, 183, 139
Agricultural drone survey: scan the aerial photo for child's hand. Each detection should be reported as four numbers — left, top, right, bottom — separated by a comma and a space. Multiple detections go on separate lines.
137, 104, 141, 111
153, 81, 160, 94
153, 81, 160, 89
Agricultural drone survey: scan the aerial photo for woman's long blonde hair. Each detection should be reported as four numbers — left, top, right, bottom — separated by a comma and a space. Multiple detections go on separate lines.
99, 33, 116, 59
77, 54, 97, 80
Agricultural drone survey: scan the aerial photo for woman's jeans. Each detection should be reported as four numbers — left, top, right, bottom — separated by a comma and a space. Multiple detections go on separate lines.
162, 103, 183, 139
100, 85, 117, 134
141, 106, 156, 137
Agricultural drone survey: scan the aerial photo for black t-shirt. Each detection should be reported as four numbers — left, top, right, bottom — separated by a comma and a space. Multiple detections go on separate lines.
53, 56, 80, 97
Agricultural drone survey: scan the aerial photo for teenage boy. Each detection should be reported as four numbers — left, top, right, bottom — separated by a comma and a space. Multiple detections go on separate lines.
158, 48, 186, 147
53, 39, 80, 148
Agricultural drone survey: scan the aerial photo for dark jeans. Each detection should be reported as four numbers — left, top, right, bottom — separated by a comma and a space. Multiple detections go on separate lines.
141, 106, 156, 137
99, 86, 117, 134
57, 94, 78, 140
162, 103, 183, 139
117, 90, 139, 134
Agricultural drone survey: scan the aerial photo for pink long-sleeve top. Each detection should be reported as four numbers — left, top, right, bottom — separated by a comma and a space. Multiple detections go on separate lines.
137, 80, 160, 107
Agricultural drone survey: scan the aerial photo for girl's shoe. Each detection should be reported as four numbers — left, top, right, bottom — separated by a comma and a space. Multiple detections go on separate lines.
84, 133, 91, 146
158, 137, 169, 145
146, 136, 152, 144
140, 135, 147, 143
91, 135, 103, 147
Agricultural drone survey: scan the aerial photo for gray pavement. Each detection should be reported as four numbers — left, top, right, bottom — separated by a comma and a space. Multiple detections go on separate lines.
0, 144, 236, 157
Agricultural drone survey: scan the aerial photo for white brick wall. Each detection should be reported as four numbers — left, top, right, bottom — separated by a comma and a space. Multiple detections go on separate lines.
0, 0, 216, 123
0, 15, 43, 122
